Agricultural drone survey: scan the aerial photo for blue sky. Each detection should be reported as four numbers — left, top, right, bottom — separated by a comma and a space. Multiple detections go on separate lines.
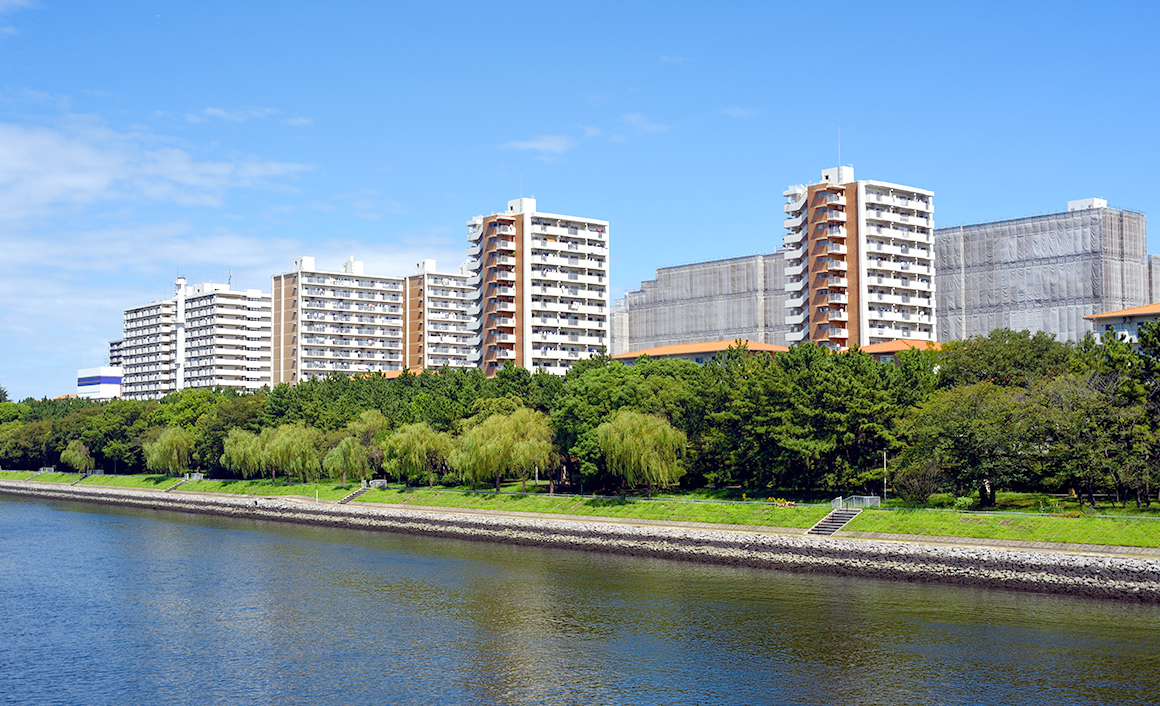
2, 0, 1159, 399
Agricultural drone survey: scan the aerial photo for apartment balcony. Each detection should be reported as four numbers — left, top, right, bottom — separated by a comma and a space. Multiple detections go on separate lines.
785, 312, 807, 326
494, 348, 516, 359
495, 239, 516, 252
785, 261, 807, 277
822, 328, 850, 340
785, 245, 805, 261
822, 210, 847, 224
826, 259, 848, 272
783, 228, 806, 246
494, 255, 515, 266
823, 194, 847, 207
785, 296, 806, 309
785, 278, 805, 293
493, 301, 516, 313
495, 270, 516, 282
784, 194, 807, 214
786, 329, 807, 343
827, 243, 847, 255
820, 276, 848, 288
784, 213, 806, 230
823, 226, 847, 240
494, 316, 515, 327
827, 293, 849, 304
493, 286, 515, 296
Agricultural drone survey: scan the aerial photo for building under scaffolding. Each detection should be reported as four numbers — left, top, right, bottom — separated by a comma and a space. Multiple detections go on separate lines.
934, 199, 1149, 342
612, 252, 789, 354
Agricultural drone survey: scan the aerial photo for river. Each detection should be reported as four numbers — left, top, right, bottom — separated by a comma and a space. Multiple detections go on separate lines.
1, 495, 1157, 705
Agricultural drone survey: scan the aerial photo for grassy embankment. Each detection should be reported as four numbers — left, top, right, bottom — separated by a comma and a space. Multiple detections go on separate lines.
845, 509, 1160, 548
29, 472, 82, 483
0, 470, 37, 480
79, 474, 180, 490
354, 486, 832, 528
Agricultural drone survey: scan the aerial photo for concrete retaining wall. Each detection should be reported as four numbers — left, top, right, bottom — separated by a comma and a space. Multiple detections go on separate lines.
2, 480, 1158, 602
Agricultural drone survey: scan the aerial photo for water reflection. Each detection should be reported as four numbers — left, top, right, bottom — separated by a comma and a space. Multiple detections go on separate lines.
1, 496, 1158, 705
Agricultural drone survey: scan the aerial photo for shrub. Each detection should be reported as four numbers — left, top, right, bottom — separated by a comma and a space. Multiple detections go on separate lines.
953, 496, 975, 511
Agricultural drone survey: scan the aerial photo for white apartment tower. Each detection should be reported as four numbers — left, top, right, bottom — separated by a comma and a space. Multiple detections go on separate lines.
406, 259, 477, 370
467, 198, 610, 375
271, 257, 407, 384
783, 167, 936, 350
120, 278, 272, 400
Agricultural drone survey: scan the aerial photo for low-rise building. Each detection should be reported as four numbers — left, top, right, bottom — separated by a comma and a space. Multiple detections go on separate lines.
1084, 302, 1160, 347
612, 339, 788, 365
76, 366, 122, 399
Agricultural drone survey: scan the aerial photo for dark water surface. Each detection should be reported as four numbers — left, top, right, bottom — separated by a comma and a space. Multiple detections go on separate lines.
1, 496, 1158, 705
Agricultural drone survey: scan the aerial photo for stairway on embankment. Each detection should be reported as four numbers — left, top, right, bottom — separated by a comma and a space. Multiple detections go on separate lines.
807, 509, 862, 536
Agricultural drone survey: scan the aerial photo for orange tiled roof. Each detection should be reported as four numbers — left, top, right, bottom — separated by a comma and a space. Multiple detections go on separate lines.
860, 339, 942, 354
612, 340, 788, 360
1084, 302, 1160, 320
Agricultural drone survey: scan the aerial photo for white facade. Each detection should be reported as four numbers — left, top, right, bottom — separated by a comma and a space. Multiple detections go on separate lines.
77, 366, 122, 400
467, 198, 610, 375
121, 279, 271, 400
409, 259, 476, 370
783, 167, 936, 350
272, 257, 407, 383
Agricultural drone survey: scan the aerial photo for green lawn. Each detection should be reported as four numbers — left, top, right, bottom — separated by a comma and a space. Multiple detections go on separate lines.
0, 470, 37, 480
79, 474, 180, 490
845, 509, 1160, 548
180, 478, 354, 502
29, 472, 83, 483
886, 491, 1160, 518
353, 487, 832, 528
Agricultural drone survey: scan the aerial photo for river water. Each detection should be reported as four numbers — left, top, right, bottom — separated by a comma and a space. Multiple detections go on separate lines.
1, 496, 1158, 705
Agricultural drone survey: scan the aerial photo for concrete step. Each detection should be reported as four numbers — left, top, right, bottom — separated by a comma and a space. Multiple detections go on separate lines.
164, 479, 189, 492
807, 509, 862, 536
338, 488, 368, 505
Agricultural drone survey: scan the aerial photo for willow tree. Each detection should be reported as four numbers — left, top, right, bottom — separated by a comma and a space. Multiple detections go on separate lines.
267, 424, 323, 483
60, 439, 94, 474
505, 408, 554, 493
143, 427, 194, 475
452, 418, 503, 491
324, 435, 368, 487
221, 429, 262, 478
596, 409, 686, 498
382, 422, 451, 488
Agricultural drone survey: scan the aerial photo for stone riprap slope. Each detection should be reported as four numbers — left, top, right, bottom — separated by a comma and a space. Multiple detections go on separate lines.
2, 480, 1158, 602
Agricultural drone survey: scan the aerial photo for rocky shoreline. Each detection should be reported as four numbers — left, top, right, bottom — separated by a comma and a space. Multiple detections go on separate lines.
2, 479, 1159, 602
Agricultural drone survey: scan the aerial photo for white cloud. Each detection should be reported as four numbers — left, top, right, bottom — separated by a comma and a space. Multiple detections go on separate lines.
623, 112, 669, 133
722, 106, 760, 118
0, 121, 311, 220
501, 134, 576, 154
0, 0, 34, 13
186, 107, 279, 123
281, 116, 313, 126
583, 126, 602, 138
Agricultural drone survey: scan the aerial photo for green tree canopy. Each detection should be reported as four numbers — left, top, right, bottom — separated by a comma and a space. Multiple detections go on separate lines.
142, 427, 194, 475
596, 409, 686, 498
60, 439, 94, 474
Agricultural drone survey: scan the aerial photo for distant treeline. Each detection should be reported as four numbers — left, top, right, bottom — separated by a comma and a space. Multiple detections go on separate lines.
1, 327, 1157, 507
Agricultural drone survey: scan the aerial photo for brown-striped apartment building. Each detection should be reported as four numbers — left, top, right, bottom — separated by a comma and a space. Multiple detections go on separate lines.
467, 198, 610, 375
783, 167, 935, 350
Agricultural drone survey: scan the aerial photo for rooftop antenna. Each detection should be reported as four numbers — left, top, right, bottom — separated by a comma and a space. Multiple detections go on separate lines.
228, 268, 232, 288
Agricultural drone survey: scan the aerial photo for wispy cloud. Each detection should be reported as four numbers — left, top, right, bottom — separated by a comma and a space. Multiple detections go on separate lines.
186, 106, 279, 123
501, 134, 576, 155
623, 112, 669, 133
583, 126, 602, 138
0, 121, 311, 220
722, 106, 760, 118
0, 0, 33, 37
281, 116, 313, 126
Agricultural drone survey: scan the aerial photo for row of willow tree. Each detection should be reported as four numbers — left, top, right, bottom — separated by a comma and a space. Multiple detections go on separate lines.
2, 327, 1159, 505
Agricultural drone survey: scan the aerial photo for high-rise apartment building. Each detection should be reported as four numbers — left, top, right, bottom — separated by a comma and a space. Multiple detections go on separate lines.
783, 167, 936, 350
934, 199, 1148, 342
120, 279, 271, 400
405, 259, 476, 370
108, 340, 123, 367
467, 198, 610, 375
612, 252, 790, 355
271, 257, 407, 384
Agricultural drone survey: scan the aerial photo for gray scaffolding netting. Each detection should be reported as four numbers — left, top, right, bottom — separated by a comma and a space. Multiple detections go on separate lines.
614, 253, 790, 353
934, 208, 1148, 342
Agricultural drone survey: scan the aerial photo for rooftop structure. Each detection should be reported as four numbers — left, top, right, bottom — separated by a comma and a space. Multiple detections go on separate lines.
76, 366, 122, 400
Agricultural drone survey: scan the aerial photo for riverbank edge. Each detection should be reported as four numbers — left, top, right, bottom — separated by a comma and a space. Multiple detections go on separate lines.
3, 480, 1159, 602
